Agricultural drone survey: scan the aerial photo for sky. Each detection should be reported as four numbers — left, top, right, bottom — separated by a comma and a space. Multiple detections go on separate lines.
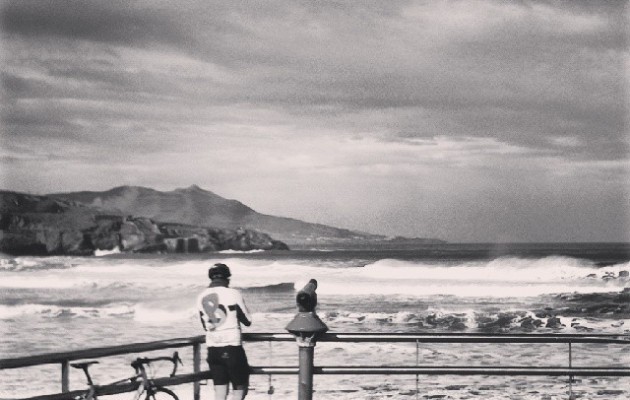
1, 0, 628, 243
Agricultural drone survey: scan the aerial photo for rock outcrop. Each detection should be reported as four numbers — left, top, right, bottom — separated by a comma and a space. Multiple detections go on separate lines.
159, 223, 289, 252
547, 289, 630, 317
0, 191, 289, 255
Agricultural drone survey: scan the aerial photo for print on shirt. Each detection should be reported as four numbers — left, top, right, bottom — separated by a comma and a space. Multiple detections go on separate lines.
201, 292, 228, 330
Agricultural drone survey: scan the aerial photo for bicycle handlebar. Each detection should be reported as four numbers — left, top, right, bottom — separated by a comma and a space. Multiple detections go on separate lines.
131, 351, 183, 377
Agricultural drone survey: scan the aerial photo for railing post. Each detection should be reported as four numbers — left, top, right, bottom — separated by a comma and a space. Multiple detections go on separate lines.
286, 279, 329, 400
193, 342, 201, 400
415, 339, 419, 400
298, 344, 315, 400
568, 342, 576, 400
61, 360, 69, 392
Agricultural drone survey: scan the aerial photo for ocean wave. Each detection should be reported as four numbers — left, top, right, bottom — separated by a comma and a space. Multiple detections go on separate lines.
94, 247, 121, 256
241, 282, 296, 292
319, 309, 630, 334
0, 275, 93, 289
0, 302, 197, 322
218, 249, 265, 254
2, 255, 628, 298
2, 300, 628, 337
0, 302, 292, 326
315, 280, 628, 298
0, 304, 135, 320
360, 256, 630, 282
132, 304, 191, 323
0, 257, 77, 272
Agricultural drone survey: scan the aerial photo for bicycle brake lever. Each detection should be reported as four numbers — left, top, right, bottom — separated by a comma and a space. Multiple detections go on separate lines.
174, 351, 183, 365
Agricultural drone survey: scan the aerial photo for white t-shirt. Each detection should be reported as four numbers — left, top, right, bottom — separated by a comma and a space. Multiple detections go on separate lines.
197, 285, 252, 347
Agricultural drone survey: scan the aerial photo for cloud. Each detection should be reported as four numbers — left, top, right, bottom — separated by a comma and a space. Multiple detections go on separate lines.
0, 1, 188, 47
0, 0, 627, 241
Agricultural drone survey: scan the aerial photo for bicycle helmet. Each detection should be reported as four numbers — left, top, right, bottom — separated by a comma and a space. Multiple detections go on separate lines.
208, 263, 231, 280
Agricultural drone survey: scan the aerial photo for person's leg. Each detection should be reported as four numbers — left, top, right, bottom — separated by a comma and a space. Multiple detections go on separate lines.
227, 346, 250, 399
230, 388, 246, 400
208, 347, 230, 400
214, 384, 228, 400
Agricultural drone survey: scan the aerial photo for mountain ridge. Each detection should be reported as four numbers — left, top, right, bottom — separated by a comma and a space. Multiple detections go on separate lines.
49, 185, 379, 245
49, 185, 444, 246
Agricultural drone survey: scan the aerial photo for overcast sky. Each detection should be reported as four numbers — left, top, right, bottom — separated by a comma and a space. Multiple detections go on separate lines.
1, 0, 628, 242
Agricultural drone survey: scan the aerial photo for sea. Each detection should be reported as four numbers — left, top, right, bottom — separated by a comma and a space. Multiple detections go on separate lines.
1, 242, 629, 400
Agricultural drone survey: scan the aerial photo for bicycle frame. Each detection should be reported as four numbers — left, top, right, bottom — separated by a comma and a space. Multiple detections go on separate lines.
129, 360, 156, 400
73, 351, 182, 400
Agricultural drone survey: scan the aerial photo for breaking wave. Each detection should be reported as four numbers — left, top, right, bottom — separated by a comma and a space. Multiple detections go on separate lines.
0, 302, 189, 323
0, 304, 135, 320
359, 256, 630, 282
1, 255, 628, 297
94, 247, 121, 256
218, 249, 265, 254
0, 257, 77, 272
4, 303, 626, 335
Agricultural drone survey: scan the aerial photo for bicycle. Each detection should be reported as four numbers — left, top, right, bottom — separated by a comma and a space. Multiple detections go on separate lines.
71, 351, 182, 400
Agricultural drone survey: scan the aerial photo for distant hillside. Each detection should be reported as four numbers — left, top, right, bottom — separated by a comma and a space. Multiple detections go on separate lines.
50, 185, 385, 245
0, 190, 288, 255
50, 185, 445, 246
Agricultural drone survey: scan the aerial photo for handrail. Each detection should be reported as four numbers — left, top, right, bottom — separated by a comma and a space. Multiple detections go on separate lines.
0, 336, 205, 370
250, 366, 630, 376
318, 332, 630, 343
2, 332, 629, 370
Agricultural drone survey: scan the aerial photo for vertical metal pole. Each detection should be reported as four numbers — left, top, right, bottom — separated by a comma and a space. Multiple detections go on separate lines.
61, 360, 70, 393
298, 344, 314, 400
568, 342, 575, 400
193, 342, 201, 400
415, 340, 419, 400
268, 341, 275, 396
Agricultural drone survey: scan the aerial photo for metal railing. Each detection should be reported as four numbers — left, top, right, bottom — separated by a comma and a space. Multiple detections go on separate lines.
1, 332, 629, 400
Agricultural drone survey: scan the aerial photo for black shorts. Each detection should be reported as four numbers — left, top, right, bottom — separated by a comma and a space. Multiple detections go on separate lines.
207, 345, 250, 389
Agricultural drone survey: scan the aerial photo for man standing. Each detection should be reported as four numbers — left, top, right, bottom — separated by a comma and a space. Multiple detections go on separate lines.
197, 263, 252, 400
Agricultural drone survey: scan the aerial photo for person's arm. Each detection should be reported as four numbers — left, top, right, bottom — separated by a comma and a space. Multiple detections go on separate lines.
199, 311, 208, 331
235, 291, 252, 327
197, 293, 208, 331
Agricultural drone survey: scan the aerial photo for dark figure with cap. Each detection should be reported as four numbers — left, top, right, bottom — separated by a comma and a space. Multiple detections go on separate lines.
197, 263, 252, 400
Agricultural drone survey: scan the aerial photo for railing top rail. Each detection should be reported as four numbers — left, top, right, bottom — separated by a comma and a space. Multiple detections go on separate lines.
247, 332, 630, 342
0, 336, 205, 370
1, 332, 628, 370
317, 332, 630, 344
250, 366, 630, 377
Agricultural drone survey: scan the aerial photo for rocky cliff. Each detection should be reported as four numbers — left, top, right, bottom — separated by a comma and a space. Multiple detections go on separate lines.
0, 191, 289, 255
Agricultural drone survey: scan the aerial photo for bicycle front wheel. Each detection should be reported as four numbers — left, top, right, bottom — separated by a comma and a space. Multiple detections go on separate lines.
145, 387, 179, 400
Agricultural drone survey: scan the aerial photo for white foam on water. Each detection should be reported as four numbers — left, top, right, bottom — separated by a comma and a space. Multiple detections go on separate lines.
0, 274, 92, 289
132, 304, 191, 323
0, 304, 135, 319
2, 252, 629, 400
314, 279, 626, 297
94, 246, 121, 256
218, 249, 265, 254
360, 256, 628, 282
1, 255, 628, 308
48, 257, 313, 290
